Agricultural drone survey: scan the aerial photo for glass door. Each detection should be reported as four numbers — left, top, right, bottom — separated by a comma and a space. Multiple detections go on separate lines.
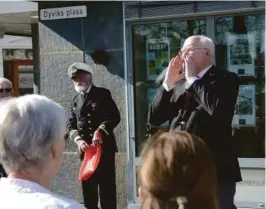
3, 60, 33, 96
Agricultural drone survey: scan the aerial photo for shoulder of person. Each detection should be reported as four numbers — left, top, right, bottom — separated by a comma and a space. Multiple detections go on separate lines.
42, 193, 86, 209
94, 86, 112, 95
213, 67, 239, 81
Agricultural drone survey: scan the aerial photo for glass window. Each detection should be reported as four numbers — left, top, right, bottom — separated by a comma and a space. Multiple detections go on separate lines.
132, 19, 206, 156
214, 14, 265, 158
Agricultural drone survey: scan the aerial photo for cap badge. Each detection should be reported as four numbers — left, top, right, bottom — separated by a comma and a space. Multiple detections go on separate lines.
71, 66, 77, 74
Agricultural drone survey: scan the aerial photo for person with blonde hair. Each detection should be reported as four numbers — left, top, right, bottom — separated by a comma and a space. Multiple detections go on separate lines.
138, 131, 218, 209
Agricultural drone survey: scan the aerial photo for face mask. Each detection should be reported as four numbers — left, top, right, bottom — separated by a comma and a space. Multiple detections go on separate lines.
74, 83, 88, 93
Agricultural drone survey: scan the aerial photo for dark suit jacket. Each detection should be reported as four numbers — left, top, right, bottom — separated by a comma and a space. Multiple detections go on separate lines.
148, 66, 242, 182
67, 85, 120, 155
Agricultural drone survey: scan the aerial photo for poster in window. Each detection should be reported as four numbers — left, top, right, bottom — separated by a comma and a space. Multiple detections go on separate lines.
232, 85, 256, 127
19, 73, 34, 88
146, 38, 170, 80
227, 33, 256, 76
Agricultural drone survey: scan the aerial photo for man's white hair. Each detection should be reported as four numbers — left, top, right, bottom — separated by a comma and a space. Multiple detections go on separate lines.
0, 94, 66, 172
183, 35, 215, 62
0, 77, 12, 87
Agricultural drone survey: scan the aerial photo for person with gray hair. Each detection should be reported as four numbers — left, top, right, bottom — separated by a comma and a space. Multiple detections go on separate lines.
0, 94, 86, 209
148, 35, 241, 209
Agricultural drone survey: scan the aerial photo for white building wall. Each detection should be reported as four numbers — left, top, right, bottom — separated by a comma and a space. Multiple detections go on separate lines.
0, 35, 32, 77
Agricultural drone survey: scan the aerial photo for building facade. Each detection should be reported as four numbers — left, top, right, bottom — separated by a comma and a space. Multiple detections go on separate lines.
36, 2, 265, 209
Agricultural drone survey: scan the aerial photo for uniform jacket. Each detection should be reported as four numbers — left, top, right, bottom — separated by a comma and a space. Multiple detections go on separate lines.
67, 85, 120, 154
148, 66, 242, 182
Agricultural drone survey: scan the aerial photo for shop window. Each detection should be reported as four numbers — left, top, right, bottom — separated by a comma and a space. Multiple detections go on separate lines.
18, 65, 34, 95
132, 19, 206, 156
215, 14, 265, 158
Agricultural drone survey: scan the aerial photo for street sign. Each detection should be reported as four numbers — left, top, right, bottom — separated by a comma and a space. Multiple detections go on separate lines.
40, 6, 87, 21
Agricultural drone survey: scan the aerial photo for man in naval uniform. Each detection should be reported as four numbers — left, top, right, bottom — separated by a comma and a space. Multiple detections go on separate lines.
67, 62, 120, 209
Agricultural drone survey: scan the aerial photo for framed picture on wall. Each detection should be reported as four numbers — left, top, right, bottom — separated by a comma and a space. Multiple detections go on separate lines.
232, 85, 256, 127
146, 38, 170, 80
227, 33, 256, 76
19, 73, 34, 89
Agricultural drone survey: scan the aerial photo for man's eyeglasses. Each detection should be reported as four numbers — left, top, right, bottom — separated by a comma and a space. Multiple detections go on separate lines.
178, 48, 208, 57
0, 88, 12, 93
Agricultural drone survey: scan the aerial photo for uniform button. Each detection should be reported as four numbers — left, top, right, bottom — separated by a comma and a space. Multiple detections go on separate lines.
89, 127, 92, 130
87, 114, 91, 116
79, 128, 84, 131
90, 134, 93, 137
78, 121, 82, 124
81, 134, 84, 138
88, 121, 91, 123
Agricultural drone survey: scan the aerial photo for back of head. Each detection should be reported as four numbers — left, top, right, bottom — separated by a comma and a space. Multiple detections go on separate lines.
0, 94, 66, 173
138, 131, 218, 209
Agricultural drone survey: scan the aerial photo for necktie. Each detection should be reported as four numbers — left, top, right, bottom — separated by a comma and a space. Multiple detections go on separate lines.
81, 93, 85, 103
81, 93, 87, 103
184, 90, 191, 109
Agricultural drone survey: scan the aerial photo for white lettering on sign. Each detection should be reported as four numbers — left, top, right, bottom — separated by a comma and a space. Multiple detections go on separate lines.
40, 6, 87, 21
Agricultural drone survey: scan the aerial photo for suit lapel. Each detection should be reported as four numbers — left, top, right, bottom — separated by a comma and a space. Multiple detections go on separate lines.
76, 94, 84, 111
74, 85, 96, 113
198, 65, 216, 83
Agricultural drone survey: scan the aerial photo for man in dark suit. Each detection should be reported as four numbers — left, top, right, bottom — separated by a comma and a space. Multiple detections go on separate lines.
148, 35, 241, 209
67, 62, 120, 209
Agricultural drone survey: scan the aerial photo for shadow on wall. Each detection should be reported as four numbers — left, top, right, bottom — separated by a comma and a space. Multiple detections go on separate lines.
39, 1, 124, 79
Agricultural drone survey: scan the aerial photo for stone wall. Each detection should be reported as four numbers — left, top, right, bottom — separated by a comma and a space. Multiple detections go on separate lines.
38, 2, 127, 209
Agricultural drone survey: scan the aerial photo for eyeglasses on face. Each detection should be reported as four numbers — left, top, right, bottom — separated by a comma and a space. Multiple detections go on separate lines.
178, 48, 208, 57
0, 88, 12, 93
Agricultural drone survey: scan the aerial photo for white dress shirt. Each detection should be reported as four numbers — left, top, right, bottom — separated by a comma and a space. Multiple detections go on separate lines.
163, 65, 212, 91
0, 178, 86, 209
81, 84, 92, 95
